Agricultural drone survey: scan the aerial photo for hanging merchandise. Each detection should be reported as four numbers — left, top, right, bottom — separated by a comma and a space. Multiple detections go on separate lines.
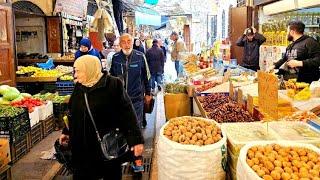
112, 0, 124, 34
92, 8, 113, 41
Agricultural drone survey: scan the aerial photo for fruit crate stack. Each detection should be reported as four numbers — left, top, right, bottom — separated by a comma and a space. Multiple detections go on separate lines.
41, 115, 55, 137
30, 122, 42, 147
0, 107, 31, 163
0, 165, 12, 180
53, 103, 68, 130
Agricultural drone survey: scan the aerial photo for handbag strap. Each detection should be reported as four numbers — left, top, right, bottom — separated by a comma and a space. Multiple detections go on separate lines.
84, 93, 102, 143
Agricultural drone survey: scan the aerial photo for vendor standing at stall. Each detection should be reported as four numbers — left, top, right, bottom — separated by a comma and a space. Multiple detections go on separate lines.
271, 21, 320, 83
236, 27, 266, 71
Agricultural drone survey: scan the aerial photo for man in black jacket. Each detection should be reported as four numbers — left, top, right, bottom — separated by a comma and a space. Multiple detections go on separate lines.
271, 21, 320, 83
146, 39, 165, 93
236, 27, 266, 71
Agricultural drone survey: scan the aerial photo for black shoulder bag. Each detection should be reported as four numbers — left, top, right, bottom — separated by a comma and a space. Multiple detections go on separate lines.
84, 93, 129, 160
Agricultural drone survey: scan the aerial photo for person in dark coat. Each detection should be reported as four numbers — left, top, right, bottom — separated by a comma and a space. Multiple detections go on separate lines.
236, 27, 266, 71
158, 39, 167, 62
110, 33, 152, 129
59, 55, 144, 180
133, 38, 145, 54
272, 21, 320, 83
146, 39, 165, 92
75, 38, 101, 60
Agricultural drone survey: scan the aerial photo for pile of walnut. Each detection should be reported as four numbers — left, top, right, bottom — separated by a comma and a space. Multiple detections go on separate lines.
246, 144, 320, 180
163, 117, 222, 146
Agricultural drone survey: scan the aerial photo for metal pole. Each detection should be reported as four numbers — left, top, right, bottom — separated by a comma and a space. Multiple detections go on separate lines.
207, 13, 209, 47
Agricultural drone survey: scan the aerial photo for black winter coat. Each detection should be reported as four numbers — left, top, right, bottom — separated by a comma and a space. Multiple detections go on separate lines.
236, 33, 266, 70
64, 74, 144, 174
146, 45, 165, 74
275, 35, 320, 83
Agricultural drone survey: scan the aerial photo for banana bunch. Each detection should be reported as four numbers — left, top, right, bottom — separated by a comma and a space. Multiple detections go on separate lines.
31, 69, 62, 77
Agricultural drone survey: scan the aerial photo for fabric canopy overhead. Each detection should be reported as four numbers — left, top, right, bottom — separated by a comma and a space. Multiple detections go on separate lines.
144, 0, 159, 5
135, 11, 161, 26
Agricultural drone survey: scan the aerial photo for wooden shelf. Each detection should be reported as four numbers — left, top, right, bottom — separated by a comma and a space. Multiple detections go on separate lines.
18, 59, 74, 64
16, 77, 58, 83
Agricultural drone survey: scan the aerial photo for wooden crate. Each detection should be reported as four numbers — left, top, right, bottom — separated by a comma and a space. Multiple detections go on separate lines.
41, 116, 55, 137
0, 139, 10, 170
30, 123, 43, 147
0, 165, 12, 180
10, 133, 31, 164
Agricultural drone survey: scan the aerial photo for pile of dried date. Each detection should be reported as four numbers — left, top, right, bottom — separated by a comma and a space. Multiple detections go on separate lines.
198, 94, 231, 112
207, 102, 255, 123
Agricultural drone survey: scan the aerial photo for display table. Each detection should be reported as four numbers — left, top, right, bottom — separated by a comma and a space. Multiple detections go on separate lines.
18, 59, 74, 65
16, 77, 58, 83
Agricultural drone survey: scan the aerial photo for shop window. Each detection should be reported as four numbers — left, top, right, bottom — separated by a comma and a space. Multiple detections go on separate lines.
222, 10, 226, 39
237, 0, 246, 7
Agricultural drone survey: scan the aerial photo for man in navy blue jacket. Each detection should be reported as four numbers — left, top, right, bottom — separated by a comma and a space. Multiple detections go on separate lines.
110, 33, 151, 129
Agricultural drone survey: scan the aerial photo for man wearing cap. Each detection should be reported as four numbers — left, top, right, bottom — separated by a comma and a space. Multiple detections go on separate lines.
170, 31, 186, 76
75, 38, 101, 60
236, 27, 266, 71
146, 39, 165, 93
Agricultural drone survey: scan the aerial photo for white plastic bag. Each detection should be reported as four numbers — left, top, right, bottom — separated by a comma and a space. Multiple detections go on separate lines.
236, 141, 320, 180
157, 117, 227, 180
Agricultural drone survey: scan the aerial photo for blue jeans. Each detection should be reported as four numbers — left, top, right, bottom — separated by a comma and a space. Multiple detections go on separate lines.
150, 73, 163, 89
174, 61, 180, 76
132, 100, 143, 129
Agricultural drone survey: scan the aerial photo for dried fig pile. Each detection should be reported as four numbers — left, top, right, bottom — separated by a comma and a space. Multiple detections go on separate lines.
246, 144, 320, 180
163, 117, 222, 146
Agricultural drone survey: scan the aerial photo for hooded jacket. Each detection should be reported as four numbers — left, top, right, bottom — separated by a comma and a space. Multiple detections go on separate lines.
275, 35, 320, 83
110, 50, 151, 103
146, 44, 165, 74
236, 33, 266, 70
64, 74, 144, 174
75, 38, 101, 60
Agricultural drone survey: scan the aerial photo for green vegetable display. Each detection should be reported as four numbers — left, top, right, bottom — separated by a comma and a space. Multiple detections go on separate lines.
0, 105, 24, 117
33, 93, 70, 103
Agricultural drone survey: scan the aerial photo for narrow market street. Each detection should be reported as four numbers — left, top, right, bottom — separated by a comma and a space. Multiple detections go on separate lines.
1, 0, 320, 179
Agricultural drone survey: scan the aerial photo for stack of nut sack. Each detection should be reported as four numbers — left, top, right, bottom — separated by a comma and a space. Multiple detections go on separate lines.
197, 93, 255, 123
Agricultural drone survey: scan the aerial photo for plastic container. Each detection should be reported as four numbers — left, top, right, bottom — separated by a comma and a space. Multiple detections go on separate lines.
221, 122, 279, 156
269, 121, 320, 147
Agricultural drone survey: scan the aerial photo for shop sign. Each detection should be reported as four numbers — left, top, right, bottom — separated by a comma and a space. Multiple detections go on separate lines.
54, 0, 88, 19
253, 0, 278, 6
